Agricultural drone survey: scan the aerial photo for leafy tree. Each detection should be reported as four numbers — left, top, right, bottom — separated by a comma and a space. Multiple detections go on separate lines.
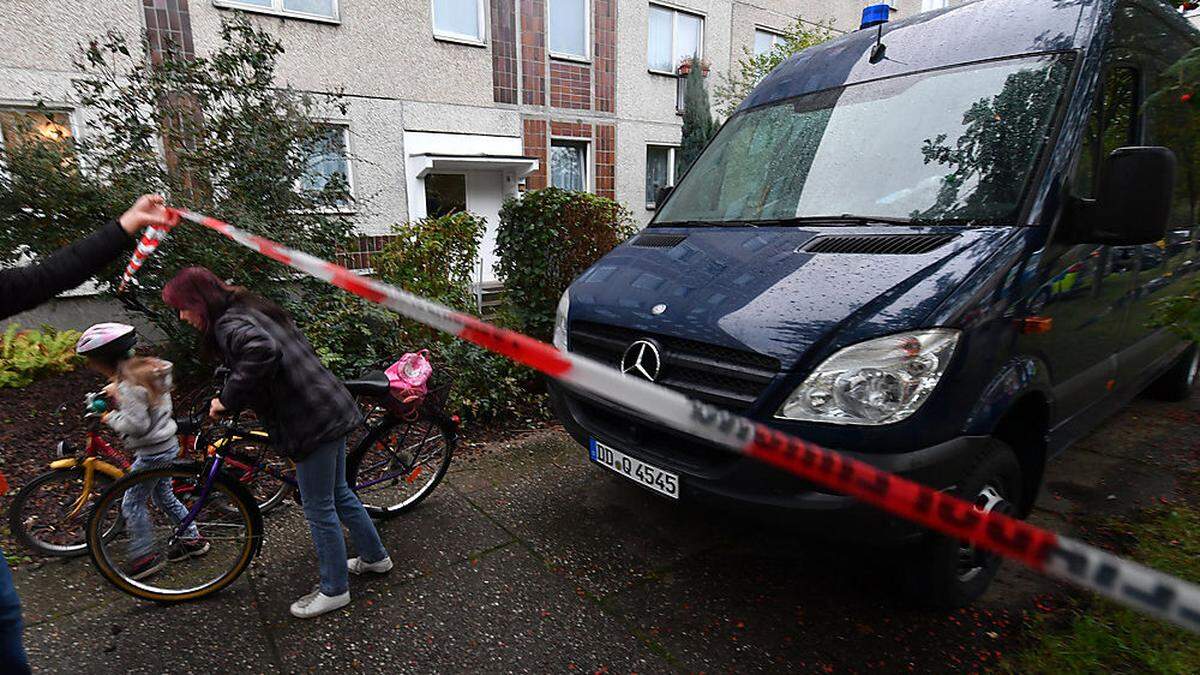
0, 15, 356, 367
677, 57, 718, 178
713, 18, 836, 119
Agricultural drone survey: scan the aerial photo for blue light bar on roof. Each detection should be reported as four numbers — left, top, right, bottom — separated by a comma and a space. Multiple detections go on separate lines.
861, 3, 891, 30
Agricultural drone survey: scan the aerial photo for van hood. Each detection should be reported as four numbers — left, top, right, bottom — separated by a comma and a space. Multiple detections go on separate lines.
568, 226, 1013, 371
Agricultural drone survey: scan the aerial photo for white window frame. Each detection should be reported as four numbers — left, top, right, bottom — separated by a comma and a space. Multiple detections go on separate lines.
921, 0, 948, 11
299, 121, 356, 213
647, 3, 705, 76
645, 144, 677, 210
548, 0, 592, 62
431, 0, 489, 46
213, 0, 340, 24
753, 28, 784, 57
550, 137, 591, 193
0, 104, 78, 150
0, 104, 79, 181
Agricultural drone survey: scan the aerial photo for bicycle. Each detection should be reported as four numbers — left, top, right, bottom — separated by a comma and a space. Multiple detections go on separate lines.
191, 370, 458, 518
8, 387, 286, 558
85, 368, 457, 602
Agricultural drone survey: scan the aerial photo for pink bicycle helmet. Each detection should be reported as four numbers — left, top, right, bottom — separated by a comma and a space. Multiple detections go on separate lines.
75, 323, 137, 363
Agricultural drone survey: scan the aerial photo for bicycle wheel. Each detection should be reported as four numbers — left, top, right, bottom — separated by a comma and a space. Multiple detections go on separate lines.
221, 437, 294, 514
346, 413, 455, 519
86, 462, 263, 603
9, 467, 122, 557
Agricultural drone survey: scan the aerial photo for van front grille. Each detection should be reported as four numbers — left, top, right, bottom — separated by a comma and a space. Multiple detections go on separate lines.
801, 233, 958, 255
568, 321, 779, 411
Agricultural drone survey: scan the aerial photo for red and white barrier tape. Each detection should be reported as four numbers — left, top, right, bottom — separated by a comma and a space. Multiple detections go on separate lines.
118, 223, 176, 291
135, 207, 1200, 632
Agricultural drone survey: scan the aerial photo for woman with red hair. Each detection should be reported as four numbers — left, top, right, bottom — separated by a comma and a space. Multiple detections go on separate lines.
162, 267, 391, 619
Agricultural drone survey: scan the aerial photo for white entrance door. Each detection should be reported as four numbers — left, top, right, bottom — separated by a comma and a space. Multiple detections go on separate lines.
466, 171, 505, 285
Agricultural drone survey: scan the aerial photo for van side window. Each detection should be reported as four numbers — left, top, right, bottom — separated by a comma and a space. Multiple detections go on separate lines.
1073, 67, 1139, 199
1143, 35, 1197, 235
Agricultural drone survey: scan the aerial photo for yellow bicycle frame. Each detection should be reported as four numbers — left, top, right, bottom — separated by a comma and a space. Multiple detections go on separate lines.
49, 456, 125, 519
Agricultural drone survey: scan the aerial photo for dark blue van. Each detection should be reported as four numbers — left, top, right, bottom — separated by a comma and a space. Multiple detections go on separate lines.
548, 0, 1200, 606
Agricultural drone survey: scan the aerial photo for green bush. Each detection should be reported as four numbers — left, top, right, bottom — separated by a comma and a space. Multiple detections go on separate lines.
289, 282, 398, 379
495, 188, 635, 340
0, 324, 82, 388
374, 211, 546, 425
375, 211, 486, 312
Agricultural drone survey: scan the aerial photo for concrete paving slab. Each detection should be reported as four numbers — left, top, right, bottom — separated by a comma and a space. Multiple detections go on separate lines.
268, 545, 668, 673
248, 487, 514, 625
24, 579, 275, 674
463, 441, 741, 600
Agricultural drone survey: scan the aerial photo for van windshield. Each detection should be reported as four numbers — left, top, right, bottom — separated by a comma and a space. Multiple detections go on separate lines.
656, 54, 1074, 226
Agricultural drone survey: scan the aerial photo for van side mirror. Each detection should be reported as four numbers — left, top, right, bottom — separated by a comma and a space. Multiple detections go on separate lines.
1068, 146, 1176, 246
655, 185, 674, 208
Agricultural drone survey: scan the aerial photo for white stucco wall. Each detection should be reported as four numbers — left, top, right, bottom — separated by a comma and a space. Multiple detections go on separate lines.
0, 0, 142, 112
187, 1, 495, 107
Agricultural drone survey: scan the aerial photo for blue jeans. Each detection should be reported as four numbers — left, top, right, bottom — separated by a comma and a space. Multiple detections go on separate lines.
0, 546, 29, 673
122, 445, 199, 559
295, 437, 388, 596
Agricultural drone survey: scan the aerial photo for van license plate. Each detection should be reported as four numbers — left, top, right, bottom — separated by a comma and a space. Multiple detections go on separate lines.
590, 439, 679, 499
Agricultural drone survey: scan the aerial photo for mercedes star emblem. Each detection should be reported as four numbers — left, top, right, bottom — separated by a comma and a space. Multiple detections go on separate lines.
620, 339, 662, 382
651, 303, 667, 315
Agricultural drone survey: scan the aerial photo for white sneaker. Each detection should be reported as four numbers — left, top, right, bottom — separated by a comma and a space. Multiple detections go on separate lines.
348, 555, 393, 575
289, 587, 351, 619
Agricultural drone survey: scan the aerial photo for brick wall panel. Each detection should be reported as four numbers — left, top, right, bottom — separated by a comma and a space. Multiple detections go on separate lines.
594, 124, 616, 199
549, 62, 591, 110
520, 0, 546, 106
490, 0, 518, 104
593, 0, 616, 113
523, 118, 548, 189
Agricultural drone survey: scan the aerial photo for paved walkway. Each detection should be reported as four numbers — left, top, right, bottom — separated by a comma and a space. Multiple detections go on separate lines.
14, 391, 1198, 673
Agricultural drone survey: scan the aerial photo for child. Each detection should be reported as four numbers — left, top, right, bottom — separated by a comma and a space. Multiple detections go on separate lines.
75, 323, 208, 579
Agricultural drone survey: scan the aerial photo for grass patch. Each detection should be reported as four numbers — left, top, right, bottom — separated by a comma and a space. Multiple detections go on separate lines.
1005, 506, 1200, 673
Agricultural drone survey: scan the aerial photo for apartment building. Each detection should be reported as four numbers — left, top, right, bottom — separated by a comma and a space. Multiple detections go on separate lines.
1, 0, 929, 300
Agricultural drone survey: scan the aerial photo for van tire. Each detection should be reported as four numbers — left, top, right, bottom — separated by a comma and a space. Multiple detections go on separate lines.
1145, 343, 1198, 402
899, 440, 1023, 609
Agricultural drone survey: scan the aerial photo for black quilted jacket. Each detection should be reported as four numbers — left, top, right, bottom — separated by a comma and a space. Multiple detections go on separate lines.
214, 305, 362, 459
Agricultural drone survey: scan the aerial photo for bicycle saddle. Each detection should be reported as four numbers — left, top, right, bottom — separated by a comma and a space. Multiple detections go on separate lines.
343, 371, 390, 398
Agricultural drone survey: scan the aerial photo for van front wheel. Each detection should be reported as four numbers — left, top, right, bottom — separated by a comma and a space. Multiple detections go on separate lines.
900, 441, 1023, 609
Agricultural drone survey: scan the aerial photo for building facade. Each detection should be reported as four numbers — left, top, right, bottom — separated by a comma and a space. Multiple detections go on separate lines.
1, 0, 931, 298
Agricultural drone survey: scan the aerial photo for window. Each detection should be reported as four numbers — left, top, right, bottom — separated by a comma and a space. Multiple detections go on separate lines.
300, 124, 352, 206
215, 0, 338, 21
549, 0, 589, 59
425, 174, 467, 218
645, 145, 676, 208
433, 0, 486, 43
551, 139, 588, 191
1073, 68, 1139, 199
754, 29, 783, 57
647, 4, 703, 73
0, 108, 73, 153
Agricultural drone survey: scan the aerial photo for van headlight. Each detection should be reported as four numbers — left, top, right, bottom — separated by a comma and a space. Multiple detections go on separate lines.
552, 290, 570, 350
776, 329, 959, 425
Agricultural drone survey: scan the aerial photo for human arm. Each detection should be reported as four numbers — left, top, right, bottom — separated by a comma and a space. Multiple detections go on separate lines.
103, 383, 153, 438
0, 195, 168, 320
216, 315, 281, 413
